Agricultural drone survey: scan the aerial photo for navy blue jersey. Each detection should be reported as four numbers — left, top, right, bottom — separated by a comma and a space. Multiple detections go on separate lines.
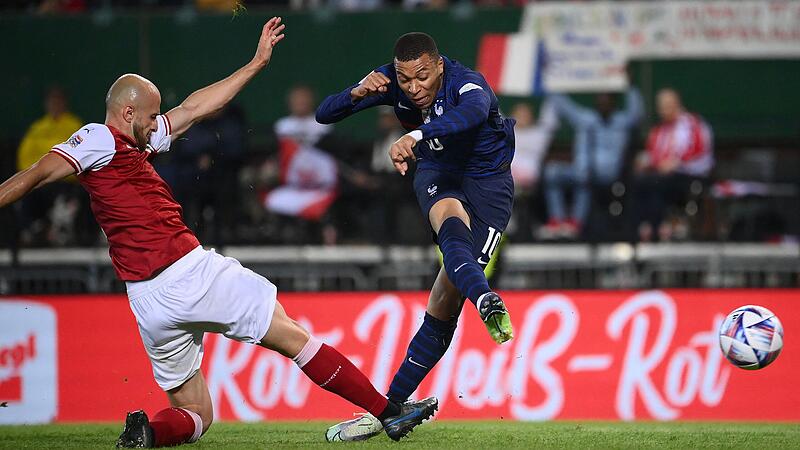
316, 56, 515, 177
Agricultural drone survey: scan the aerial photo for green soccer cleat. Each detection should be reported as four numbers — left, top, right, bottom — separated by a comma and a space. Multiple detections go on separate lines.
478, 292, 514, 344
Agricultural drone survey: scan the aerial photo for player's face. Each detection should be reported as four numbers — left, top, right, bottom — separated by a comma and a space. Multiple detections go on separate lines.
132, 93, 161, 150
394, 53, 444, 109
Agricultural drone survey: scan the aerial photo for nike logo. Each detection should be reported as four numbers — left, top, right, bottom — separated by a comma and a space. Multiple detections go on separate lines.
454, 262, 468, 273
398, 102, 411, 110
408, 357, 428, 369
477, 256, 490, 265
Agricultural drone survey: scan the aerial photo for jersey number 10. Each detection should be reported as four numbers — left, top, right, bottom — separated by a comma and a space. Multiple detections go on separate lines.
427, 138, 444, 151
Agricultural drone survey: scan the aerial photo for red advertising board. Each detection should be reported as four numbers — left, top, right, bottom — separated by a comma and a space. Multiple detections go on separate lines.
0, 290, 798, 424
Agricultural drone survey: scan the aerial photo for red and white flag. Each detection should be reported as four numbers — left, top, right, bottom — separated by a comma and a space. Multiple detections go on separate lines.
262, 139, 338, 221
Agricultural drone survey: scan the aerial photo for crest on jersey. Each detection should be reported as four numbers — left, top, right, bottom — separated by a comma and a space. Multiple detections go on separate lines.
66, 135, 83, 148
427, 184, 438, 197
434, 101, 444, 117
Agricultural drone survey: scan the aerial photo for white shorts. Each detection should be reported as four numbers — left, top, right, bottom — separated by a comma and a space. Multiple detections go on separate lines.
126, 246, 277, 391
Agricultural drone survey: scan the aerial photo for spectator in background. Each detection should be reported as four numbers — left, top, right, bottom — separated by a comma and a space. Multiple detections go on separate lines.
17, 86, 81, 174
403, 0, 447, 10
194, 0, 241, 12
539, 87, 643, 240
632, 88, 714, 242
16, 86, 87, 245
275, 84, 332, 146
510, 101, 558, 192
267, 84, 339, 244
365, 106, 419, 243
37, 0, 85, 14
508, 100, 558, 240
371, 106, 404, 175
170, 104, 247, 244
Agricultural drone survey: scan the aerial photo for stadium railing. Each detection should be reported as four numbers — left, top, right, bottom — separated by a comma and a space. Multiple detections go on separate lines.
1, 243, 797, 294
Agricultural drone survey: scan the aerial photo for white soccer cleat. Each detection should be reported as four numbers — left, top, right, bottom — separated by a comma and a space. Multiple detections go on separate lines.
325, 413, 384, 442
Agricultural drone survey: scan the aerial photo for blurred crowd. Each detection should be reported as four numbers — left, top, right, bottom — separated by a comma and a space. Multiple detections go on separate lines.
14, 76, 758, 249
3, 0, 524, 14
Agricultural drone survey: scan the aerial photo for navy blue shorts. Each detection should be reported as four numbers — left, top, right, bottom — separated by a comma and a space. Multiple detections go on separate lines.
413, 167, 514, 268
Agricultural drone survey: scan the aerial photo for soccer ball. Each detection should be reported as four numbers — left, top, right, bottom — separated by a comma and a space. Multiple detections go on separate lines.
719, 305, 783, 370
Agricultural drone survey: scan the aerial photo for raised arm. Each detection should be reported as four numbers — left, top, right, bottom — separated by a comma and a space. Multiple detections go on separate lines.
619, 87, 644, 128
537, 99, 560, 132
316, 69, 394, 124
547, 93, 593, 129
165, 17, 286, 138
0, 153, 75, 209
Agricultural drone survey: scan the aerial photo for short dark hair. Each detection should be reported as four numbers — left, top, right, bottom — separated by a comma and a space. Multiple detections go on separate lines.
393, 32, 439, 62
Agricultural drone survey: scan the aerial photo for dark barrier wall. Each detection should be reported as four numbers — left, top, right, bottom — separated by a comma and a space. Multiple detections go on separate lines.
3, 8, 799, 144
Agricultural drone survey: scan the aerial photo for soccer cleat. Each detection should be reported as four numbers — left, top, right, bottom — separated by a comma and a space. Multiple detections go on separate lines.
325, 413, 383, 442
116, 410, 154, 448
478, 292, 514, 344
381, 396, 438, 441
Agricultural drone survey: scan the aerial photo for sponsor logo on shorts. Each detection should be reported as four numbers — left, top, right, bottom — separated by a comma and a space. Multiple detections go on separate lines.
0, 301, 57, 424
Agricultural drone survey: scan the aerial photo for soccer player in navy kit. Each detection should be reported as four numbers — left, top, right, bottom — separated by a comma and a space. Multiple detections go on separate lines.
0, 20, 437, 447
317, 32, 515, 441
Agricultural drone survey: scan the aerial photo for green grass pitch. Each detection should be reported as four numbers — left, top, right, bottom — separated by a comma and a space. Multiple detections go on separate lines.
1, 421, 799, 449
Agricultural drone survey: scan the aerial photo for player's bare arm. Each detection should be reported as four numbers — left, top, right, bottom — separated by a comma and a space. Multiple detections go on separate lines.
0, 152, 75, 209
165, 17, 286, 137
350, 71, 391, 103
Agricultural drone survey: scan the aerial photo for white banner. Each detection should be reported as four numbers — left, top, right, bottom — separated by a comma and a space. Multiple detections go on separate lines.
542, 30, 628, 93
522, 1, 800, 59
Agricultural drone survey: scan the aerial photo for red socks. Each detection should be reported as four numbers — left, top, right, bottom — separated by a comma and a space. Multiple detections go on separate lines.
294, 336, 389, 418
150, 407, 202, 447
147, 338, 388, 447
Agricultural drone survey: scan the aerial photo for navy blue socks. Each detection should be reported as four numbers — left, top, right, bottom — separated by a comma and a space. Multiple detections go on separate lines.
438, 216, 491, 306
387, 313, 457, 403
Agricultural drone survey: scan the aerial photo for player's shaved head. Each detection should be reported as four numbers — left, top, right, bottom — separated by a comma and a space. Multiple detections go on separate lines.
104, 73, 162, 151
105, 73, 160, 112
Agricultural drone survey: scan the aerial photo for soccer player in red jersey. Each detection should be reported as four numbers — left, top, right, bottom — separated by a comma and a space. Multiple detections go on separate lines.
0, 18, 436, 447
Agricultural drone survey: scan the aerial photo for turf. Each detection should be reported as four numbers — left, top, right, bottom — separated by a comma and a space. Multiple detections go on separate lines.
1, 421, 799, 449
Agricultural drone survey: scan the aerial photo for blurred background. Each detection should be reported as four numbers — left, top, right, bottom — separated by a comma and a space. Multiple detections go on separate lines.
1, 0, 799, 294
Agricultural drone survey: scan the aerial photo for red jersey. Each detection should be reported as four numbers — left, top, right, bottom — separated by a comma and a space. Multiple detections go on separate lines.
50, 116, 199, 281
646, 112, 714, 177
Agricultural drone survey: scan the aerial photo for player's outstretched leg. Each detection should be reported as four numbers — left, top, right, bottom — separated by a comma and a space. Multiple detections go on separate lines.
431, 200, 513, 344
117, 372, 211, 448
327, 268, 460, 442
261, 302, 438, 441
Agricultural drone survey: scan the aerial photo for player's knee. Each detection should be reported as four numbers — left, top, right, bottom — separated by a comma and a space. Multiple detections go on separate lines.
260, 305, 310, 358
429, 199, 470, 231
